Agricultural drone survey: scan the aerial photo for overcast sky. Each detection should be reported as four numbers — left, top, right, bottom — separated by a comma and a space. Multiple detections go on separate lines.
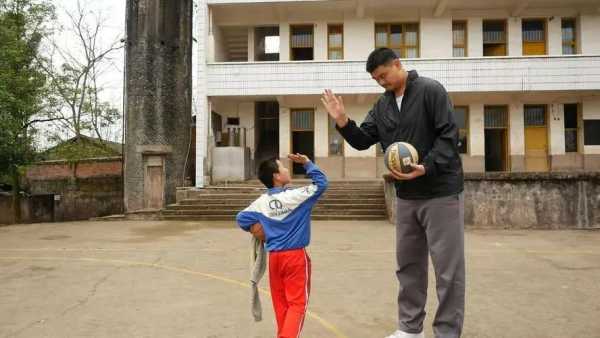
45, 1, 201, 145
52, 0, 126, 109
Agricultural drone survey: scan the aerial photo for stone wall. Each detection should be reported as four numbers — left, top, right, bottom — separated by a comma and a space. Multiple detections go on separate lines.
384, 172, 600, 229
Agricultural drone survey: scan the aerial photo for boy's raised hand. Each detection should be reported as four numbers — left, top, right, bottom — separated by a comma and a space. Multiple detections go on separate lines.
288, 153, 310, 164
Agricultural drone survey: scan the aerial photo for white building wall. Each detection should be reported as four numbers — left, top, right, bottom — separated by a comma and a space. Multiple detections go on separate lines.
278, 107, 291, 158
196, 0, 209, 187
247, 27, 255, 62
509, 101, 525, 156
421, 17, 452, 58
280, 23, 290, 61
344, 18, 374, 60
314, 21, 328, 60
467, 18, 483, 57
469, 103, 485, 157
580, 14, 600, 54
547, 17, 562, 56
508, 17, 522, 56
549, 103, 565, 155
314, 108, 329, 157
343, 102, 376, 157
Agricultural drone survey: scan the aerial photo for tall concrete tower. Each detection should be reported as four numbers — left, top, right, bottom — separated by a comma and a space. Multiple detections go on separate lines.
124, 0, 193, 212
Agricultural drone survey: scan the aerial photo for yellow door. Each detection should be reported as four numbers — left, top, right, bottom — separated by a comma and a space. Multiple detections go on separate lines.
523, 42, 546, 55
484, 44, 507, 56
525, 126, 548, 172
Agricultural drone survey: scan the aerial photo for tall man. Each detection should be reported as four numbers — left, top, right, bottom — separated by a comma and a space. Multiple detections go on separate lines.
321, 48, 465, 338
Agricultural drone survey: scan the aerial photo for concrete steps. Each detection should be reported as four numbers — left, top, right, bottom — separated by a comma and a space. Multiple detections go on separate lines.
163, 180, 388, 221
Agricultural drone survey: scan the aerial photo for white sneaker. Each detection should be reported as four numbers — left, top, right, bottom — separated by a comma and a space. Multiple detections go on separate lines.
384, 330, 425, 338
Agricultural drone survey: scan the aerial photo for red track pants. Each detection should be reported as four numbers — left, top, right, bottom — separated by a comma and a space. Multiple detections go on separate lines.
268, 248, 311, 338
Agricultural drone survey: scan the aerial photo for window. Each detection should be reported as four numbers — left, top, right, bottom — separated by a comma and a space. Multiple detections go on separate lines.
562, 18, 577, 55
454, 106, 469, 154
375, 23, 419, 58
485, 106, 508, 128
290, 25, 314, 61
291, 109, 313, 130
328, 117, 344, 156
522, 19, 547, 55
524, 105, 547, 127
452, 21, 467, 57
584, 120, 600, 145
483, 20, 507, 56
255, 27, 280, 61
564, 104, 579, 152
226, 117, 240, 126
328, 24, 343, 60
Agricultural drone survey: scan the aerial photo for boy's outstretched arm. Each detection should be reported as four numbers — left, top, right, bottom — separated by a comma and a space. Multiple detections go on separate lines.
288, 153, 328, 200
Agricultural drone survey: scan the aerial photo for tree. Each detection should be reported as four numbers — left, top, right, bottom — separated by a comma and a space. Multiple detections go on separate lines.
41, 0, 123, 146
0, 0, 55, 221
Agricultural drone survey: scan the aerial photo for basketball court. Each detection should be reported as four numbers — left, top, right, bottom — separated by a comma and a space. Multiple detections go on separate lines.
1, 220, 599, 337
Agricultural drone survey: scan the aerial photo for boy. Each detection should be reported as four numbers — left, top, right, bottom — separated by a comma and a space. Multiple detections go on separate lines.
236, 153, 328, 338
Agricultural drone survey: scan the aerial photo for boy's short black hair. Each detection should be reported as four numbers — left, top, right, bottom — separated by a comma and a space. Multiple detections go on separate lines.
366, 48, 398, 73
258, 158, 279, 188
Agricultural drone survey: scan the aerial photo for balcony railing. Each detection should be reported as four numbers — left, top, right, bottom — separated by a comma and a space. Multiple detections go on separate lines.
206, 55, 600, 96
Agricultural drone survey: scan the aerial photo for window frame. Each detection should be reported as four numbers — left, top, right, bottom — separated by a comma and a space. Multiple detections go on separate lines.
374, 22, 420, 58
327, 24, 344, 60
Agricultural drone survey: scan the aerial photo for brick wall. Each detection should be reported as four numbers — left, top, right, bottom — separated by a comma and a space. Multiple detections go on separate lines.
0, 157, 125, 224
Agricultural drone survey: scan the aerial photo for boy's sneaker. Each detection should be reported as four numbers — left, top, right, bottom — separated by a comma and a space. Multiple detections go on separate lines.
384, 330, 425, 338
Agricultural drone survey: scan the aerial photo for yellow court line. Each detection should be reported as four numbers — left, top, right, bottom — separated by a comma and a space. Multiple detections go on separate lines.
0, 256, 349, 338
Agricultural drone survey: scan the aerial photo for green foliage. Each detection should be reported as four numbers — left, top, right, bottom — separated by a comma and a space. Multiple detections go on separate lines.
0, 0, 55, 184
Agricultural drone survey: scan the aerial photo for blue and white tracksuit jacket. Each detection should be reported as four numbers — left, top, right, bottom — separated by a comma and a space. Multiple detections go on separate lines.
236, 161, 328, 252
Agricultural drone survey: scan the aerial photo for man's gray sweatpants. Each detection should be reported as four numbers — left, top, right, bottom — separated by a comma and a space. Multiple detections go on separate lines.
395, 193, 465, 338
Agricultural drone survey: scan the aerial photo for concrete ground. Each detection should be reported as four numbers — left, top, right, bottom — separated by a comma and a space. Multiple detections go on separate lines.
0, 220, 599, 338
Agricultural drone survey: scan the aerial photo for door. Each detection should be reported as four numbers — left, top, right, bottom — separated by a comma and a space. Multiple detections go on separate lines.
523, 19, 547, 55
291, 109, 315, 176
255, 101, 280, 170
485, 129, 508, 172
484, 106, 509, 172
144, 156, 165, 210
524, 105, 549, 172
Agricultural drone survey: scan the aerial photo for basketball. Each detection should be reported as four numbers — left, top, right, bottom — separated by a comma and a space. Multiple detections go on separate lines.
384, 142, 419, 174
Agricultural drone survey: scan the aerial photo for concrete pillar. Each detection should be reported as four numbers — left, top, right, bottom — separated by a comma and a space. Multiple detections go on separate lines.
195, 1, 209, 188
421, 17, 452, 58
344, 17, 375, 60
580, 14, 600, 54
549, 103, 565, 156
124, 0, 193, 211
314, 108, 328, 158
508, 17, 522, 56
279, 23, 290, 61
279, 107, 291, 167
247, 27, 255, 62
314, 21, 328, 60
467, 18, 483, 57
509, 101, 525, 171
239, 102, 255, 155
547, 17, 562, 55
462, 103, 485, 172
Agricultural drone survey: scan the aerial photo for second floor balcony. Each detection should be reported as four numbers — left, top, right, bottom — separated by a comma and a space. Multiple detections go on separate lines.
205, 55, 600, 96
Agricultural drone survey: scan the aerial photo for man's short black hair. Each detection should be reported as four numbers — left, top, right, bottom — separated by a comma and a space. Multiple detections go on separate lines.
366, 48, 398, 73
258, 158, 279, 188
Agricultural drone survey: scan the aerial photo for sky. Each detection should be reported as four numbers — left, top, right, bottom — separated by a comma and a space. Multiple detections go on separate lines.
52, 0, 126, 109
45, 0, 201, 146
